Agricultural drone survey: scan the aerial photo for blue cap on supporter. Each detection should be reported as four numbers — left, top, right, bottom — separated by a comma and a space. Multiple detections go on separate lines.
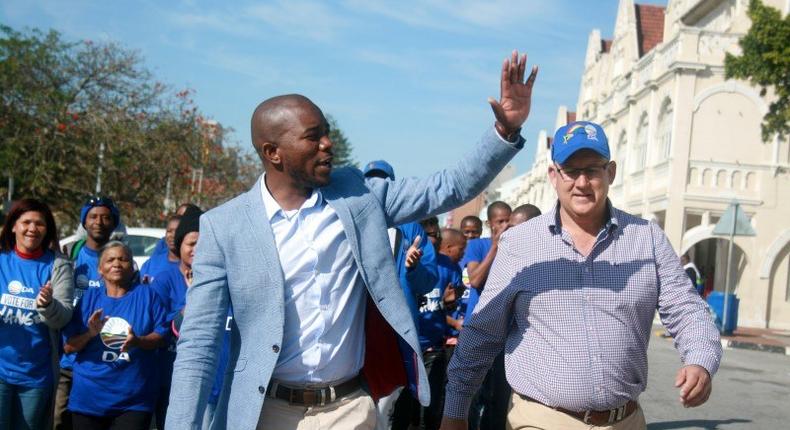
362, 160, 395, 180
551, 121, 610, 165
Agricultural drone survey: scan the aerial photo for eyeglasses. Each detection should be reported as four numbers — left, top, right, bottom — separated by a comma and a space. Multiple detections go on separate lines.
554, 162, 611, 182
85, 196, 115, 207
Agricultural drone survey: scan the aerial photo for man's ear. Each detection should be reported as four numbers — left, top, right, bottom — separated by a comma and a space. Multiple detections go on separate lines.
548, 165, 559, 189
261, 141, 281, 165
607, 161, 617, 185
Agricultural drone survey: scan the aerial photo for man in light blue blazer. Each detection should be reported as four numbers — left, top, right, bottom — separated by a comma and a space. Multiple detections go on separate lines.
166, 51, 538, 430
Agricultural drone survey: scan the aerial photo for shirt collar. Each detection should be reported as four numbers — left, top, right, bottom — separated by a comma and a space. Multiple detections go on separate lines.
548, 199, 619, 235
260, 173, 323, 222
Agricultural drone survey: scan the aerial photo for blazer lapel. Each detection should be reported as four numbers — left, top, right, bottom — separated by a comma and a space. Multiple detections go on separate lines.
242, 178, 285, 289
321, 185, 364, 276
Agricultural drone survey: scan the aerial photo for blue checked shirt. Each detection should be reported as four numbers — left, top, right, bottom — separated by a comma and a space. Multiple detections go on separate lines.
444, 202, 722, 418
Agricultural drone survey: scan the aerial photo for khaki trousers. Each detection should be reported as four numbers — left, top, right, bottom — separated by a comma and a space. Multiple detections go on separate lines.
257, 388, 377, 430
507, 394, 646, 430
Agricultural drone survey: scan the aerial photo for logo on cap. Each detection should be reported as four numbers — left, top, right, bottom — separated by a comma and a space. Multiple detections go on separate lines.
584, 124, 598, 141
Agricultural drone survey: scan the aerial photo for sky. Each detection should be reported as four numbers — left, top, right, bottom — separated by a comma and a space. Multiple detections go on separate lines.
1, 0, 666, 178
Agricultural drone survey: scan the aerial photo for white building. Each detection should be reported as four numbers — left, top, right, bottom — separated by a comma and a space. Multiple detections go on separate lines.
501, 0, 790, 329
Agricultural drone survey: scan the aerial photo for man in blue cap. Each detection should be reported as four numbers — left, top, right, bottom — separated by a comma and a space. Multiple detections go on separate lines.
362, 160, 439, 430
441, 121, 722, 430
54, 195, 121, 430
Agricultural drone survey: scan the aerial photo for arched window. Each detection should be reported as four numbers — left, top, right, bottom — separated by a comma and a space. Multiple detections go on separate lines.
632, 113, 648, 172
656, 98, 673, 162
616, 130, 627, 184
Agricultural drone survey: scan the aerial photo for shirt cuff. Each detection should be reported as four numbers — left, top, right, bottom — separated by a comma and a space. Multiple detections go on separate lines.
443, 390, 475, 420
683, 350, 721, 377
491, 125, 525, 149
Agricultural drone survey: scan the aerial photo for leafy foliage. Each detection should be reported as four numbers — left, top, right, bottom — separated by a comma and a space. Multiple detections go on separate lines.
326, 114, 357, 168
724, 0, 790, 141
0, 25, 259, 232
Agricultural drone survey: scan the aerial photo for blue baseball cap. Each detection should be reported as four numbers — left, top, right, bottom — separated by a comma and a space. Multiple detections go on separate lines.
551, 121, 610, 165
362, 160, 395, 180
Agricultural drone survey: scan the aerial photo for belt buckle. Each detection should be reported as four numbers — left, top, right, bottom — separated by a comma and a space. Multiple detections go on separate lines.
583, 410, 592, 424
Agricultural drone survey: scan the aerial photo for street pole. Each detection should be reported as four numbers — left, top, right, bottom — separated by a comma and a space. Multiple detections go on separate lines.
722, 202, 737, 333
95, 141, 105, 194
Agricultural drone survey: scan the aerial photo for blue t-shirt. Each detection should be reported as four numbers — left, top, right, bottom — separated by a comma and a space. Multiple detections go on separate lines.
417, 254, 461, 351
151, 238, 168, 257
148, 265, 188, 386
64, 282, 168, 416
459, 238, 492, 325
139, 252, 178, 283
209, 311, 234, 405
61, 245, 102, 370
0, 250, 55, 388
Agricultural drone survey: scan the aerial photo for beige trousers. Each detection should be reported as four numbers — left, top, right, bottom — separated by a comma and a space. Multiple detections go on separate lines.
507, 395, 647, 430
257, 388, 377, 430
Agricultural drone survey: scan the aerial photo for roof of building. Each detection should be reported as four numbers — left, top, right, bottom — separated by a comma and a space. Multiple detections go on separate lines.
635, 3, 665, 57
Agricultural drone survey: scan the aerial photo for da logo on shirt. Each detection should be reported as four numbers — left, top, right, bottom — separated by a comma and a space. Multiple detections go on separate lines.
8, 280, 34, 295
100, 317, 131, 350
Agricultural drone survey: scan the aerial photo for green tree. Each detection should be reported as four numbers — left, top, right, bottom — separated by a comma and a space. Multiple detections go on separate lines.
725, 0, 790, 141
0, 25, 258, 232
326, 114, 356, 168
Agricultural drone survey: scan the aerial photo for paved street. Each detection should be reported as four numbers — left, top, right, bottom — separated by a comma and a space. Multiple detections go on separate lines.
642, 327, 790, 429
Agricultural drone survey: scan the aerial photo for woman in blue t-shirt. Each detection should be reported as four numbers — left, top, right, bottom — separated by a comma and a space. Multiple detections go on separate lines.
63, 241, 168, 430
0, 198, 74, 430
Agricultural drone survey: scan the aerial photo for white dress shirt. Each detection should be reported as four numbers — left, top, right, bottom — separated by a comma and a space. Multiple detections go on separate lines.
261, 175, 366, 385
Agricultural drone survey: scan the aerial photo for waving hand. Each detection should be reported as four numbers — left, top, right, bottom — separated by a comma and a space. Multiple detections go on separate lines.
489, 50, 538, 138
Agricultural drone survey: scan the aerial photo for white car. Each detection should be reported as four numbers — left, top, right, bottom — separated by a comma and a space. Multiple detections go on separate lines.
60, 227, 165, 268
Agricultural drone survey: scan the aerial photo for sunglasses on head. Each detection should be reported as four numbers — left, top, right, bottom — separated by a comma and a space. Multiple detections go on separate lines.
85, 196, 115, 207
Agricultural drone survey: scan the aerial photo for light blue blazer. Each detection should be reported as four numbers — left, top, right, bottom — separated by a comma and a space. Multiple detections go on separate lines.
165, 127, 522, 429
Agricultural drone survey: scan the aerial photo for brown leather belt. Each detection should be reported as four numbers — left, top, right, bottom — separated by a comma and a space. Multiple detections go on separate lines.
521, 395, 638, 426
267, 376, 362, 407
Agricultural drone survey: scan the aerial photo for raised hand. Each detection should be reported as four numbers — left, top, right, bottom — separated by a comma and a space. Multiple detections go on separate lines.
405, 235, 423, 269
121, 326, 140, 353
488, 50, 539, 138
675, 365, 712, 407
36, 282, 53, 308
87, 309, 107, 337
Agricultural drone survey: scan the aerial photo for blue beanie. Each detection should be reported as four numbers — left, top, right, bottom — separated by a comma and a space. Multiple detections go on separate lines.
80, 196, 120, 228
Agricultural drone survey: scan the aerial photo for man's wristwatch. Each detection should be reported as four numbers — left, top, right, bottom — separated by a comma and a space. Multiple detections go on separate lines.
495, 122, 521, 143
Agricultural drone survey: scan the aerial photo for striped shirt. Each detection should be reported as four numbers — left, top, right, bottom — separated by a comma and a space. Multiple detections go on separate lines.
444, 202, 722, 418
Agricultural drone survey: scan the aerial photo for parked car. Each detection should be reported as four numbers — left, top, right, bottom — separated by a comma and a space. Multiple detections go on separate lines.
60, 227, 165, 268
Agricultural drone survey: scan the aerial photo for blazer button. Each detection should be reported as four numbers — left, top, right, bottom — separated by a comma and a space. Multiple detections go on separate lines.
272, 344, 280, 353
258, 386, 265, 394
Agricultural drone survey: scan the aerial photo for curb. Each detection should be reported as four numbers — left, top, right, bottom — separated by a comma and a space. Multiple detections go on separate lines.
653, 330, 790, 355
720, 338, 790, 355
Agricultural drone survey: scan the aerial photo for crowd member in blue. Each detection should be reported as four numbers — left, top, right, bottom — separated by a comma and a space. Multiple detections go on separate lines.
0, 198, 74, 430
140, 214, 180, 284
508, 204, 541, 228
63, 241, 168, 430
459, 215, 483, 241
445, 216, 482, 351
54, 195, 121, 430
363, 160, 438, 430
397, 227, 466, 430
148, 206, 202, 430
460, 201, 511, 430
420, 216, 441, 248
144, 203, 198, 277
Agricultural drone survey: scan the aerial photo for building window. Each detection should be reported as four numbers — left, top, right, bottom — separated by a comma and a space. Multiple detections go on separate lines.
656, 99, 672, 162
616, 131, 627, 184
632, 113, 648, 172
